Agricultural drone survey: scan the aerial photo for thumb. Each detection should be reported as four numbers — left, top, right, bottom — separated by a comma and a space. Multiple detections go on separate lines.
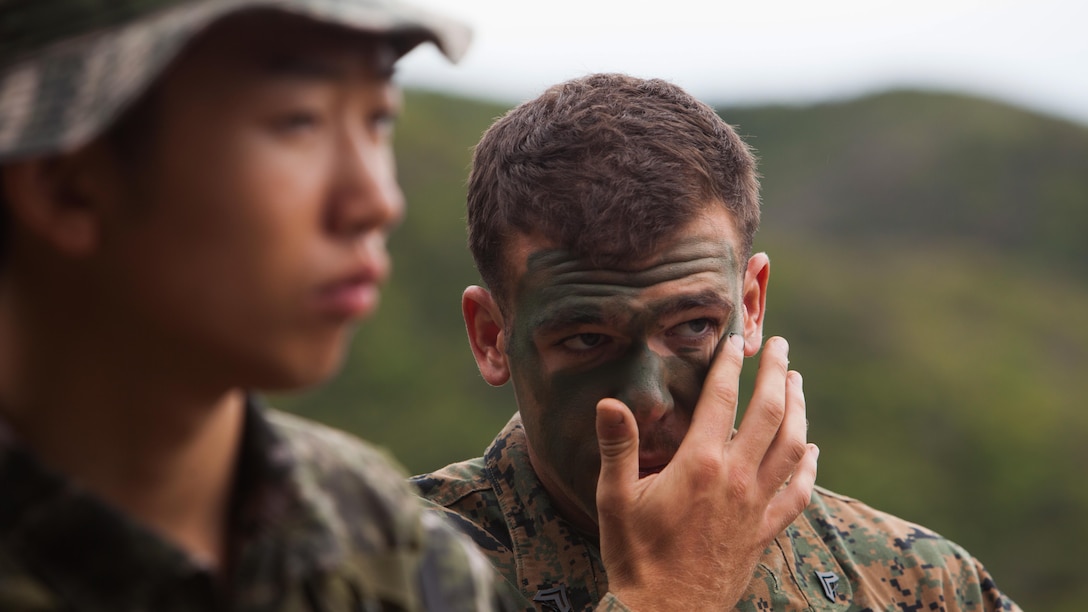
596, 398, 639, 502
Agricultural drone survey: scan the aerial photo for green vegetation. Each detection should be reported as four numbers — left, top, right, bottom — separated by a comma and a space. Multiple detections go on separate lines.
273, 89, 1088, 610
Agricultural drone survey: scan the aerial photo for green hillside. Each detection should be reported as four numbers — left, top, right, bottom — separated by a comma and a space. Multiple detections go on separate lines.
730, 91, 1088, 271
274, 89, 1088, 611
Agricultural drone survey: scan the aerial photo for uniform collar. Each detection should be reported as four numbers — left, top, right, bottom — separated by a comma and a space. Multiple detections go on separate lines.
0, 397, 342, 610
483, 413, 609, 610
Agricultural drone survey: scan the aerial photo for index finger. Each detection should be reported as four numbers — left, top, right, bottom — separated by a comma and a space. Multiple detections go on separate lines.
732, 336, 791, 463
678, 332, 744, 452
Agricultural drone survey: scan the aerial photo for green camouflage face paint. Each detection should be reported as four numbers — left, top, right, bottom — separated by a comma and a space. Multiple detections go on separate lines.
502, 212, 746, 529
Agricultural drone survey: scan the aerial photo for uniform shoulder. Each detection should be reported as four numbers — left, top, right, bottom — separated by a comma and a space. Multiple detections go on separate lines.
808, 485, 946, 542
265, 409, 422, 541
806, 485, 959, 553
411, 459, 515, 557
267, 409, 409, 478
266, 412, 524, 611
416, 510, 523, 609
803, 486, 1020, 610
267, 407, 396, 458
411, 456, 490, 508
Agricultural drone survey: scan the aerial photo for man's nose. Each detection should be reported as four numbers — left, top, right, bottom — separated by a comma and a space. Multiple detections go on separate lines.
615, 345, 674, 425
326, 126, 405, 238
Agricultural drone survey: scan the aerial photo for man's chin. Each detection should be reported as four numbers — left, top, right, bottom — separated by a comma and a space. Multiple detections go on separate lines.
246, 344, 348, 393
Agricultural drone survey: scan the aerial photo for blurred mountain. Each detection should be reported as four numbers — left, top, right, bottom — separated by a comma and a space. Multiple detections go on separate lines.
274, 89, 1088, 611
728, 90, 1088, 272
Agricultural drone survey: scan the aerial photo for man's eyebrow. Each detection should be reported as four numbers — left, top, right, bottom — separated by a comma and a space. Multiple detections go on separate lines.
651, 290, 734, 320
530, 306, 612, 337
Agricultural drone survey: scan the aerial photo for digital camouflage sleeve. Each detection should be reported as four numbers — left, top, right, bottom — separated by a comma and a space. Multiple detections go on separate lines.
0, 401, 521, 611
412, 413, 1021, 612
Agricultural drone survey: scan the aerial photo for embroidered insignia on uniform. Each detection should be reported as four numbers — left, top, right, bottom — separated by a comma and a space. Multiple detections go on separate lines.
533, 585, 572, 612
815, 570, 840, 602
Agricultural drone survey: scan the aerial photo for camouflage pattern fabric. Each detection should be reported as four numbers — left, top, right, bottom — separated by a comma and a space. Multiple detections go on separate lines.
412, 414, 1021, 612
0, 399, 517, 611
0, 0, 471, 162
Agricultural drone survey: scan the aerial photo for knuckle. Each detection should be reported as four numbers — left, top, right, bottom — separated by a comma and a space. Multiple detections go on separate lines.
598, 435, 638, 460
761, 398, 786, 424
691, 451, 725, 482
789, 489, 811, 516
705, 381, 739, 410
725, 467, 754, 500
691, 450, 726, 479
784, 439, 808, 465
770, 493, 809, 532
801, 483, 815, 507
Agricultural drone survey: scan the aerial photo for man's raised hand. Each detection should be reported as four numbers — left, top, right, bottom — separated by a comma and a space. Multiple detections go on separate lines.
595, 334, 819, 610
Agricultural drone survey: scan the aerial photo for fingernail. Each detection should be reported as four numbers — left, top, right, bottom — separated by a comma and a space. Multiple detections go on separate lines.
728, 332, 743, 351
789, 371, 803, 387
811, 444, 820, 459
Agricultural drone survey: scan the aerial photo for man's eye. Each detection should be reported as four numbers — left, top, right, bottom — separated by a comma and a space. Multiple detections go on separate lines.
371, 111, 397, 136
272, 111, 321, 133
561, 333, 607, 351
670, 318, 715, 338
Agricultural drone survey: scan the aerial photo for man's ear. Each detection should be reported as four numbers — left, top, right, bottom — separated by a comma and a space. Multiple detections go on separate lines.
741, 252, 770, 357
463, 285, 511, 386
1, 143, 119, 258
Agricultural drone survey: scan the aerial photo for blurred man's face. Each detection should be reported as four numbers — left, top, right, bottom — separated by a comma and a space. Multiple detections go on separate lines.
91, 13, 404, 390
503, 208, 748, 531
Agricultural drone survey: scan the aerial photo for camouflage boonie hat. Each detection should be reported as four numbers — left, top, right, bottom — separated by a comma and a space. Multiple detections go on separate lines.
0, 0, 471, 162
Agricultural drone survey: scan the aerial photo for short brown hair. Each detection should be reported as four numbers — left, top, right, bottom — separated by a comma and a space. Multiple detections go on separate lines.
466, 73, 761, 307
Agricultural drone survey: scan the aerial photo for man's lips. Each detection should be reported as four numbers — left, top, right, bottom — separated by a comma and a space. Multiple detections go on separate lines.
314, 271, 380, 320
637, 452, 673, 478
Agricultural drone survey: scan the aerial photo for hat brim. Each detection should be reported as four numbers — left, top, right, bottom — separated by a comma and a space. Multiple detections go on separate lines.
0, 0, 471, 161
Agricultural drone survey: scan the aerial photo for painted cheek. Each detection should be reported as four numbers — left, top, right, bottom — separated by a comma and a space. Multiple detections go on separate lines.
505, 324, 586, 460
616, 347, 711, 423
541, 347, 675, 424
540, 346, 703, 424
656, 337, 719, 418
668, 354, 707, 418
542, 367, 613, 512
612, 346, 672, 421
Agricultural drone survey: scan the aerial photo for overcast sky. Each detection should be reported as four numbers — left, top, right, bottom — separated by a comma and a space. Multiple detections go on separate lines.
396, 0, 1088, 125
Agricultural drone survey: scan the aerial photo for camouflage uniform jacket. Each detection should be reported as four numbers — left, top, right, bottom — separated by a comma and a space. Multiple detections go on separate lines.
411, 414, 1021, 612
0, 399, 515, 612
